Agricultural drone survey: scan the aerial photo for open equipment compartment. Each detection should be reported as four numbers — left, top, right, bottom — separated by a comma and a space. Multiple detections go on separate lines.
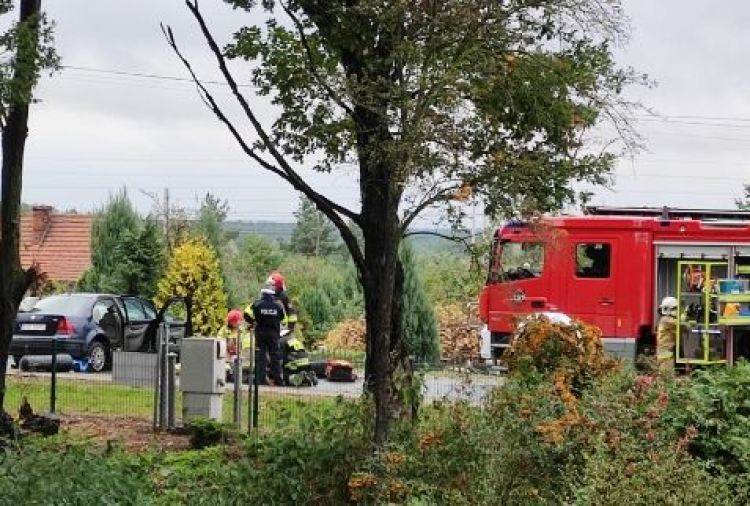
675, 260, 727, 365
656, 245, 750, 366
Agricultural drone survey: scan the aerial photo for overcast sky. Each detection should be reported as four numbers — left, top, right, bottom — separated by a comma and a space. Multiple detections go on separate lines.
17, 0, 750, 223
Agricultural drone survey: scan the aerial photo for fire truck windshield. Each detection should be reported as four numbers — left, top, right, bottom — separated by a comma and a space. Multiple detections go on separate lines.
492, 241, 544, 282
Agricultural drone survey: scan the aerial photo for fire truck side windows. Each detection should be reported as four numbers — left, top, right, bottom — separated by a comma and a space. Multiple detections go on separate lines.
576, 243, 611, 278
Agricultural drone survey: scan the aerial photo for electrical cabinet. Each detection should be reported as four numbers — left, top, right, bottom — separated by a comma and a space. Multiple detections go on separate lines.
180, 338, 226, 421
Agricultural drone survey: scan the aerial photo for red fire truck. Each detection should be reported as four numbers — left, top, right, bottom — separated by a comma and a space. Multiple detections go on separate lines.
478, 207, 750, 364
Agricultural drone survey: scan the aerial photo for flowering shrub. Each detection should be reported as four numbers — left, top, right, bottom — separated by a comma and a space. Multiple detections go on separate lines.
506, 315, 618, 387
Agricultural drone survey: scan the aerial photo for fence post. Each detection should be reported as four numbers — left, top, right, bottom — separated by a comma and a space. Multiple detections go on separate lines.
50, 338, 57, 414
159, 323, 170, 429
247, 334, 255, 431
233, 330, 242, 429
167, 352, 177, 429
252, 345, 260, 429
153, 324, 162, 431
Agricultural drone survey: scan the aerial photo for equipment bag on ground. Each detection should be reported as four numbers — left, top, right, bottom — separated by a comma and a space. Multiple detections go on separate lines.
325, 359, 357, 382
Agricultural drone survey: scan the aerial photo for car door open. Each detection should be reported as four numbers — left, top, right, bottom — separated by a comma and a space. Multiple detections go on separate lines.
157, 297, 191, 352
121, 296, 152, 352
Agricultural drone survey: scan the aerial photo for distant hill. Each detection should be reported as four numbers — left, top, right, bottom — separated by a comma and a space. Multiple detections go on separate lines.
224, 221, 296, 244
223, 220, 464, 253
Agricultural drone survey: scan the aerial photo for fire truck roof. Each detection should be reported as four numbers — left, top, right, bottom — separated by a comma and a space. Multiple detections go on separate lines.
498, 206, 750, 239
584, 206, 750, 222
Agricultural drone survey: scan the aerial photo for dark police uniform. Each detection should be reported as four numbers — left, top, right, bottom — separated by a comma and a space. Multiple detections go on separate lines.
244, 292, 285, 385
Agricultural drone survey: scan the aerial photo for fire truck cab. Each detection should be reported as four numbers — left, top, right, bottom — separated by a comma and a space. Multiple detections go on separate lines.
479, 207, 750, 364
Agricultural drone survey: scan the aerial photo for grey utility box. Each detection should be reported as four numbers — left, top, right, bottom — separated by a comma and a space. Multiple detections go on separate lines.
180, 338, 226, 421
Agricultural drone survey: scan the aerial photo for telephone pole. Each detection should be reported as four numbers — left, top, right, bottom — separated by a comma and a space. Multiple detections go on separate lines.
164, 187, 171, 256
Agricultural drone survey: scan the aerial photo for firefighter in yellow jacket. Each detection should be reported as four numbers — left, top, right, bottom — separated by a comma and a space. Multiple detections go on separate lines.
217, 309, 252, 361
656, 296, 678, 372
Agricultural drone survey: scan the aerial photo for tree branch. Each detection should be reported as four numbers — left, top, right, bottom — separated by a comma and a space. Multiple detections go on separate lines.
279, 0, 354, 117
168, 2, 366, 273
403, 230, 478, 245
18, 265, 38, 301
402, 230, 485, 274
400, 185, 458, 232
182, 0, 360, 225
162, 24, 287, 182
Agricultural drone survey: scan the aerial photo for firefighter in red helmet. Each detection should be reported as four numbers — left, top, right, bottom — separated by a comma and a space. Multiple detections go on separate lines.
217, 309, 251, 360
266, 271, 298, 331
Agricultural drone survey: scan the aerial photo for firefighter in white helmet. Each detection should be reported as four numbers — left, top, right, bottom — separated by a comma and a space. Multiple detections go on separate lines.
656, 296, 678, 371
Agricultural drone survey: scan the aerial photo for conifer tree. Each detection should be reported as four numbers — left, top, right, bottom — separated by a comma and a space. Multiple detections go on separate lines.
400, 244, 440, 364
290, 195, 338, 257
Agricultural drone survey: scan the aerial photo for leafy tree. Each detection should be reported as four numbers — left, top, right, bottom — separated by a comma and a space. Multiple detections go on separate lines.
0, 0, 58, 411
156, 237, 227, 335
193, 192, 230, 255
290, 194, 339, 257
222, 233, 284, 306
400, 244, 439, 364
142, 188, 191, 257
736, 185, 750, 211
416, 241, 489, 306
169, 0, 643, 442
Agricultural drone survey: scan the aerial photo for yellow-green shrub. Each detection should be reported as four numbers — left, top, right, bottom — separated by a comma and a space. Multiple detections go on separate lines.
156, 238, 227, 335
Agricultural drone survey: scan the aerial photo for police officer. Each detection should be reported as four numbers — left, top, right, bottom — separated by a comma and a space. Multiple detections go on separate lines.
244, 282, 285, 386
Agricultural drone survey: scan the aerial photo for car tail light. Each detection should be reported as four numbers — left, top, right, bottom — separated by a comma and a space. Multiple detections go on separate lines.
57, 318, 75, 335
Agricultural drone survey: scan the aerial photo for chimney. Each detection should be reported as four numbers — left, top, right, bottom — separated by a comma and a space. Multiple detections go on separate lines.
32, 206, 52, 244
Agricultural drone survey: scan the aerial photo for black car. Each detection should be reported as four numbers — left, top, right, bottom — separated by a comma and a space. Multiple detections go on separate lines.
11, 293, 189, 372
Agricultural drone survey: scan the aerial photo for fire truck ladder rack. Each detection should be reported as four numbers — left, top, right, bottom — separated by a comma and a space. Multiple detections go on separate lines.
585, 206, 750, 222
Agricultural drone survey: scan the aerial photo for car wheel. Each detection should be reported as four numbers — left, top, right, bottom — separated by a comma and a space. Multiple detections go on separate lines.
11, 356, 21, 368
88, 341, 109, 373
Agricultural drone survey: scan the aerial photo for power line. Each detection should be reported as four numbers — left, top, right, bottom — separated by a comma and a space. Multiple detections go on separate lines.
637, 118, 750, 130
61, 65, 257, 89
636, 114, 750, 124
56, 66, 750, 128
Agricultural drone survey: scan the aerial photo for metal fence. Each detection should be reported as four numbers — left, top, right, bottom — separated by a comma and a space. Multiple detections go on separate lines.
5, 327, 504, 434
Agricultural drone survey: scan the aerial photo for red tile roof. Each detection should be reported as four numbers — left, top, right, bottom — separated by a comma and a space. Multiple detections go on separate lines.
19, 209, 94, 282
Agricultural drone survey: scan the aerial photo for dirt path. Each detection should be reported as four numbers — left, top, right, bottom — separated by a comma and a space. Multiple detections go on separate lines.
62, 414, 190, 452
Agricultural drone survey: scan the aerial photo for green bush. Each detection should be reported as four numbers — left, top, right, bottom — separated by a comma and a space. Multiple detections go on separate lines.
663, 360, 750, 475
415, 250, 484, 306
7, 363, 750, 505
238, 398, 371, 504
146, 446, 242, 506
352, 366, 745, 505
0, 438, 152, 505
281, 256, 362, 343
185, 417, 233, 450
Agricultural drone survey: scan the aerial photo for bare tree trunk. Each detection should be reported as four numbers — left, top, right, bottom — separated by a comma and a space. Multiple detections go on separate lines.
359, 138, 407, 443
361, 246, 398, 444
0, 0, 42, 412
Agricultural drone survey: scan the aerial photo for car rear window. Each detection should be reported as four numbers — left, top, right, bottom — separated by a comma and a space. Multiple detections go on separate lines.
33, 296, 92, 316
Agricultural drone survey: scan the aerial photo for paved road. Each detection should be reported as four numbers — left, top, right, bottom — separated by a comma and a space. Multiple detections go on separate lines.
7, 366, 504, 404
246, 374, 504, 404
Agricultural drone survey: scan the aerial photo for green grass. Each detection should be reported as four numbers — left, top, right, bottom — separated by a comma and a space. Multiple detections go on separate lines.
7, 376, 155, 418
5, 376, 341, 430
